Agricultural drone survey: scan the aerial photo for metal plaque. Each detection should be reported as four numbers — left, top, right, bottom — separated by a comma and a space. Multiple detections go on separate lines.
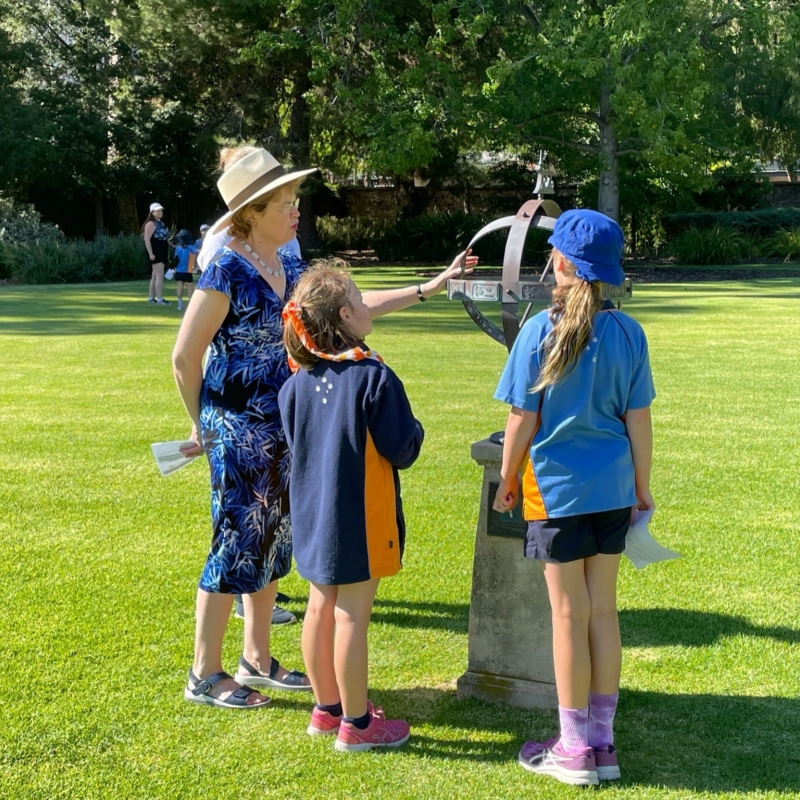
486, 481, 527, 540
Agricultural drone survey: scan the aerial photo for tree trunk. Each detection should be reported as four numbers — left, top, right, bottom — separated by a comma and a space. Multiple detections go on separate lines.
95, 194, 105, 235
287, 54, 320, 251
597, 84, 620, 221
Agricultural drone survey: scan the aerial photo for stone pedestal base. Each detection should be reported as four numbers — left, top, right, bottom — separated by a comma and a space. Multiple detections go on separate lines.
457, 671, 557, 710
457, 437, 557, 710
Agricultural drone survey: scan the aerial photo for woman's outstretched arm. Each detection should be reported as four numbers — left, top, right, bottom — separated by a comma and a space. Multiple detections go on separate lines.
362, 250, 478, 318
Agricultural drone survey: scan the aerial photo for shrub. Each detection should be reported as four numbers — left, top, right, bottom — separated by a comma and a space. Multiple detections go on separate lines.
2, 234, 150, 285
769, 226, 800, 261
737, 231, 767, 261
671, 224, 744, 265
0, 194, 65, 245
662, 208, 800, 239
317, 217, 387, 251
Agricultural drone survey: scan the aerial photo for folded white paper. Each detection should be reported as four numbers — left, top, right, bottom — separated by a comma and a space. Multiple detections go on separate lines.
623, 509, 681, 569
151, 440, 201, 477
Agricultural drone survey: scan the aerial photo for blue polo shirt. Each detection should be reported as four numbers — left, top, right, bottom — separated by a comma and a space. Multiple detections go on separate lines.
174, 245, 197, 273
494, 306, 655, 520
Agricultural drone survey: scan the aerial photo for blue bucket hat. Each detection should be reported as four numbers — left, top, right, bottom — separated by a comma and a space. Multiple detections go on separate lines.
548, 209, 625, 286
175, 229, 194, 247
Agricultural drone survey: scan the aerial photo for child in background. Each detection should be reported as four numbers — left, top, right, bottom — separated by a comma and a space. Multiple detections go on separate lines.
493, 209, 655, 786
173, 229, 198, 311
278, 264, 424, 752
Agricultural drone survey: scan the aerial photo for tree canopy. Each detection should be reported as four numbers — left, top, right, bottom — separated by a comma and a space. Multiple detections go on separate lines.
0, 0, 798, 235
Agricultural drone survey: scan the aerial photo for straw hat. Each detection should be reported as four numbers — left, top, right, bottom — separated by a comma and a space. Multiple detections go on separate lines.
210, 149, 318, 235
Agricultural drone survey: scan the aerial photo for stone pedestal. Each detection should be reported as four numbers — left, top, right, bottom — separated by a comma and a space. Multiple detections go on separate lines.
457, 438, 557, 709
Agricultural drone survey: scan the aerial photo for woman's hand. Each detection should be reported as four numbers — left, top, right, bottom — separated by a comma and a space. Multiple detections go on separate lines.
493, 474, 519, 514
422, 249, 479, 296
180, 424, 204, 457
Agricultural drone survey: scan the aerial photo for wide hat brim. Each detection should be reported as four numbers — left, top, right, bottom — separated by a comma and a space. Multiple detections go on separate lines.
210, 168, 318, 236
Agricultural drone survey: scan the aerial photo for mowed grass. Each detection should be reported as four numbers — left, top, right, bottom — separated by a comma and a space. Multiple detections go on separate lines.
0, 271, 799, 800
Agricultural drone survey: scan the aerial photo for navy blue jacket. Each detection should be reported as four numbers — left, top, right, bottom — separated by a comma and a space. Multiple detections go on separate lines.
278, 357, 424, 585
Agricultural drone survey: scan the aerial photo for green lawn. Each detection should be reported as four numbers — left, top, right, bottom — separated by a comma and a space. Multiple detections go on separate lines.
1, 272, 799, 800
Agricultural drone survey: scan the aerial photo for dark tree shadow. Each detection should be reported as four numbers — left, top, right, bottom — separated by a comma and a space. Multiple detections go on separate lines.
369, 601, 799, 646
353, 686, 800, 792
268, 602, 800, 790
620, 607, 800, 647
371, 598, 469, 634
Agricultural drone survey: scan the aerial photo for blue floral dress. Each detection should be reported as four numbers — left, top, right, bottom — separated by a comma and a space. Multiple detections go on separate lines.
195, 246, 306, 594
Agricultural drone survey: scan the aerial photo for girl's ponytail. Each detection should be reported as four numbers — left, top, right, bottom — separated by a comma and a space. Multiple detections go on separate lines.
532, 258, 607, 394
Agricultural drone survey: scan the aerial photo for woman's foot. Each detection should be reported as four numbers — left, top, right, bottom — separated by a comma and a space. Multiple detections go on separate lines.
334, 704, 410, 752
234, 655, 312, 691
518, 738, 599, 786
185, 669, 270, 709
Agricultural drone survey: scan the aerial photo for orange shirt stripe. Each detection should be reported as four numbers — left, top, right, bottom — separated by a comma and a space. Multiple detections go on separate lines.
364, 431, 401, 578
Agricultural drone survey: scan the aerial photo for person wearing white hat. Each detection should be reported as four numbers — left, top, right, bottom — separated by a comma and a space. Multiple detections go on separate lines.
172, 146, 477, 709
194, 224, 209, 255
142, 202, 171, 305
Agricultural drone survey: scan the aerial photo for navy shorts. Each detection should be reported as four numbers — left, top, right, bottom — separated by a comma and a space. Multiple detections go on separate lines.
174, 271, 193, 283
525, 507, 632, 564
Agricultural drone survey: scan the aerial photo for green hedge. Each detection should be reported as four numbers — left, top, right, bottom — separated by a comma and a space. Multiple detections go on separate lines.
0, 234, 150, 284
669, 224, 800, 264
661, 208, 800, 238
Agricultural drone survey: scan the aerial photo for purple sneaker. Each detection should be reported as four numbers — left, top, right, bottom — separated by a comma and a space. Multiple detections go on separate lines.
594, 745, 621, 780
518, 738, 599, 786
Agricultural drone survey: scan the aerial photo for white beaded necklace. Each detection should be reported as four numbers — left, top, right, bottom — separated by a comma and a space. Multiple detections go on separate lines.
239, 239, 284, 278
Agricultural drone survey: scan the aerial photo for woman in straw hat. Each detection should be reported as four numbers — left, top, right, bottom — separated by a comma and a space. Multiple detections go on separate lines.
172, 146, 477, 708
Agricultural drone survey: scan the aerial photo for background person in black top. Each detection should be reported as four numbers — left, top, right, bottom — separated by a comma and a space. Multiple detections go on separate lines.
142, 202, 171, 305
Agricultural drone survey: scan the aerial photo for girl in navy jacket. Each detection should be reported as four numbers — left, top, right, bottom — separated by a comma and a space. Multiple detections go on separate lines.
278, 264, 424, 752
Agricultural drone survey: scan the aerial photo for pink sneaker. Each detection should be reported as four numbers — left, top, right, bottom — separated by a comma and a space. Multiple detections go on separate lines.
518, 738, 599, 786
334, 704, 410, 752
307, 706, 342, 736
594, 745, 621, 780
306, 700, 381, 736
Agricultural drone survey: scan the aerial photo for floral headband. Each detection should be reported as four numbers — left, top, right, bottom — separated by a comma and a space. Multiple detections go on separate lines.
282, 300, 384, 373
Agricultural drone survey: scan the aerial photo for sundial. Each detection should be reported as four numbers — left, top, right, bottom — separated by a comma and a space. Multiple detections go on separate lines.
447, 155, 632, 351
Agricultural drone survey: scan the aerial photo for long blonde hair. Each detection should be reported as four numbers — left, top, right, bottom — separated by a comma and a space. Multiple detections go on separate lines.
283, 261, 360, 370
532, 251, 609, 394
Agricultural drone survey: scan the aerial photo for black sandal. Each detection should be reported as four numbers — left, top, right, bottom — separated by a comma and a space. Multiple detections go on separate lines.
184, 669, 271, 709
234, 656, 312, 692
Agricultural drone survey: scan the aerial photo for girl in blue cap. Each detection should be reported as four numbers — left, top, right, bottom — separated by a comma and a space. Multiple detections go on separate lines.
493, 209, 655, 786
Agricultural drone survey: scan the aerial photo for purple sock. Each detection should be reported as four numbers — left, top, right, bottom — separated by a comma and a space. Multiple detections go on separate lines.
558, 705, 589, 753
588, 691, 619, 747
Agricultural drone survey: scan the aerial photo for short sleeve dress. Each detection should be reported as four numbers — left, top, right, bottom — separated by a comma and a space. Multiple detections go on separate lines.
195, 246, 306, 594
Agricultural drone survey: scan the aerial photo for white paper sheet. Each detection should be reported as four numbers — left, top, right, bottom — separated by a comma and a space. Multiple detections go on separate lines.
151, 440, 201, 477
623, 509, 681, 569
